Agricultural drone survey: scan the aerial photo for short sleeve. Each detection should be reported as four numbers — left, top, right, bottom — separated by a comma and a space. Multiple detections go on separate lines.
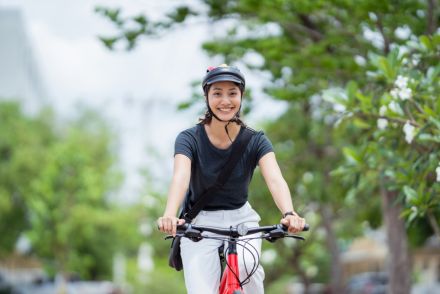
174, 131, 194, 160
255, 131, 274, 162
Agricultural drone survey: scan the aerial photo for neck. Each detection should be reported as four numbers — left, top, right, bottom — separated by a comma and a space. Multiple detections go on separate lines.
206, 119, 241, 142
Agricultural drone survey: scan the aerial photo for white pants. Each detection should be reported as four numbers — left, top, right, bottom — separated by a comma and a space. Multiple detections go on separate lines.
180, 202, 265, 294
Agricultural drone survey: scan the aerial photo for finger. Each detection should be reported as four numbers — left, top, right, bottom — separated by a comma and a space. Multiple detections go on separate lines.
177, 219, 186, 225
171, 218, 177, 237
300, 218, 306, 231
164, 218, 172, 234
289, 217, 300, 233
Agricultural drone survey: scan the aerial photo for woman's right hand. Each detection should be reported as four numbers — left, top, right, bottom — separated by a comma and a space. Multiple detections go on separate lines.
157, 215, 186, 237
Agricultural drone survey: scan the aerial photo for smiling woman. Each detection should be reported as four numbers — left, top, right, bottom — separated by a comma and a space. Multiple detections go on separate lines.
157, 64, 307, 294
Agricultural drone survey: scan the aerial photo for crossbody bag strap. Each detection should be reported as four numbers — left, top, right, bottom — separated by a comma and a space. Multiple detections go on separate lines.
183, 127, 254, 222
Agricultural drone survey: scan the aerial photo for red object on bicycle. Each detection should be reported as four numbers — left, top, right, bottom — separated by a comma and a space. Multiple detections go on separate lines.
219, 251, 240, 293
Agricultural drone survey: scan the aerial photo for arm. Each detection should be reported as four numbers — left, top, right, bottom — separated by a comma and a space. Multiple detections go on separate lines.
158, 154, 191, 236
259, 152, 306, 233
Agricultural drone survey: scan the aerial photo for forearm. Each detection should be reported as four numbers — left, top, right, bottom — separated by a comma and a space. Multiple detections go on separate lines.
163, 177, 189, 217
267, 177, 296, 215
163, 154, 191, 217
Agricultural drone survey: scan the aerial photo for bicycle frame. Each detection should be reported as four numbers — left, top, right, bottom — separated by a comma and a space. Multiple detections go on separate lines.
219, 238, 241, 294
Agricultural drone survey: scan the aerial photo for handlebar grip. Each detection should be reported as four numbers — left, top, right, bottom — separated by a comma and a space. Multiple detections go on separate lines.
281, 223, 310, 232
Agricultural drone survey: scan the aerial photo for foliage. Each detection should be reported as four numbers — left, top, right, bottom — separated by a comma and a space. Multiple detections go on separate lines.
96, 0, 440, 290
326, 34, 440, 237
0, 101, 143, 280
0, 102, 55, 255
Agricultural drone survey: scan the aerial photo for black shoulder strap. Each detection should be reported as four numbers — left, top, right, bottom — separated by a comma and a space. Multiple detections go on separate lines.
183, 127, 254, 221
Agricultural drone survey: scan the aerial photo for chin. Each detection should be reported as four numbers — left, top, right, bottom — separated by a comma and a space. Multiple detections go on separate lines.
215, 115, 235, 121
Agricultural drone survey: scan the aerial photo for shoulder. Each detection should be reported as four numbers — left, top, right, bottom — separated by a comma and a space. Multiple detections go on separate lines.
179, 124, 200, 136
244, 126, 271, 143
243, 126, 273, 161
176, 125, 201, 140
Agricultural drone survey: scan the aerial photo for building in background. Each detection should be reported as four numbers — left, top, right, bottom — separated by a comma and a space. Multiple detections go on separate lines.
0, 8, 47, 113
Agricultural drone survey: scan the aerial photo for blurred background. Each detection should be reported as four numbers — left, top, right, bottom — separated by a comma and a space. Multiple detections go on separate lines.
0, 0, 439, 293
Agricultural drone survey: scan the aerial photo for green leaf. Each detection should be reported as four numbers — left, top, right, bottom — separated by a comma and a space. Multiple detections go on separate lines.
378, 57, 394, 80
418, 133, 440, 143
419, 35, 433, 51
408, 208, 418, 223
403, 185, 418, 204
342, 147, 362, 164
423, 105, 435, 116
353, 118, 371, 129
428, 116, 440, 130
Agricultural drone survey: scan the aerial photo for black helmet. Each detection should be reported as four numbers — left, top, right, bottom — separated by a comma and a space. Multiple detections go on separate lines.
202, 64, 245, 93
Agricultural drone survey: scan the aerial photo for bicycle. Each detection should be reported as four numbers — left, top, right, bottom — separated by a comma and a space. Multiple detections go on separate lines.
166, 222, 309, 294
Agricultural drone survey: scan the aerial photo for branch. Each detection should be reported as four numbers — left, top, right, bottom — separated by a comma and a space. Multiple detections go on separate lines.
404, 103, 416, 122
298, 14, 324, 42
426, 0, 438, 35
359, 112, 420, 127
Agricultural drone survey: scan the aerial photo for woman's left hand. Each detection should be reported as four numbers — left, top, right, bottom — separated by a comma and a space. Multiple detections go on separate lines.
281, 213, 306, 233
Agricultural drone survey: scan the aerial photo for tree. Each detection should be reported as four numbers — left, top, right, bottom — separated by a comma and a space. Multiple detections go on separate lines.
0, 102, 55, 256
0, 101, 143, 281
96, 0, 439, 292
326, 34, 440, 293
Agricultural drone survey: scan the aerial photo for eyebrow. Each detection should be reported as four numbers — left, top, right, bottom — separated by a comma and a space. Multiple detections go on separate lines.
212, 87, 238, 91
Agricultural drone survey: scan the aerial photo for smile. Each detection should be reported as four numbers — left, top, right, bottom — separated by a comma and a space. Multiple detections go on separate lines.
217, 107, 234, 113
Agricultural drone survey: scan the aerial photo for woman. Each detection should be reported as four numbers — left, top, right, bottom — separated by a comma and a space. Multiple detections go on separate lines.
157, 64, 306, 294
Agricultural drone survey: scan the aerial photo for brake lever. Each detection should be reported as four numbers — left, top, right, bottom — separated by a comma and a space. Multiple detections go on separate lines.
263, 231, 283, 243
263, 235, 279, 243
286, 235, 305, 241
164, 233, 185, 240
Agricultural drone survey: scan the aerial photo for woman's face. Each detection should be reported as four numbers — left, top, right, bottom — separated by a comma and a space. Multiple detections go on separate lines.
206, 81, 242, 122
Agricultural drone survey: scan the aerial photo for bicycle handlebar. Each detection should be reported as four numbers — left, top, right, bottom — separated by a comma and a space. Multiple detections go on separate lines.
173, 223, 309, 242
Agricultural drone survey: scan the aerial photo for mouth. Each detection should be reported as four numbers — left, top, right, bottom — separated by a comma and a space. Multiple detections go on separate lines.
217, 107, 235, 113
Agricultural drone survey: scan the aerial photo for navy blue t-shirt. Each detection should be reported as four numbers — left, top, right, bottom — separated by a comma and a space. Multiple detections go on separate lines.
174, 124, 273, 211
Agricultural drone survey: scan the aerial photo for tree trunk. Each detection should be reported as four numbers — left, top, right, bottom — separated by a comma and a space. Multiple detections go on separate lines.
380, 187, 411, 294
320, 204, 344, 294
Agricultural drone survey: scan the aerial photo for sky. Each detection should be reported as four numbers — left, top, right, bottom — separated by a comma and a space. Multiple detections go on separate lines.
0, 0, 286, 203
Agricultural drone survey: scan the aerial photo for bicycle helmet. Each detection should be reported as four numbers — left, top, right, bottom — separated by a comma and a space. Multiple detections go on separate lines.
202, 64, 245, 94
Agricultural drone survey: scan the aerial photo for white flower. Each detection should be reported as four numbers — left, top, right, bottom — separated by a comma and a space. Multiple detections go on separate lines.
395, 26, 412, 40
412, 55, 420, 66
354, 55, 366, 66
368, 12, 378, 22
333, 103, 346, 112
377, 119, 388, 130
395, 75, 409, 89
398, 87, 412, 100
391, 75, 412, 100
379, 105, 388, 116
436, 164, 440, 182
390, 88, 399, 99
388, 101, 403, 115
391, 88, 412, 100
403, 121, 416, 144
